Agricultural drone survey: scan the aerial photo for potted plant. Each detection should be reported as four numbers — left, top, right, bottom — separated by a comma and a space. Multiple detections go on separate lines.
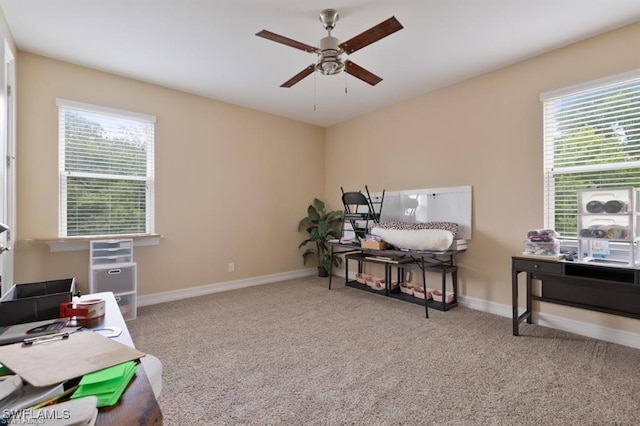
298, 198, 343, 277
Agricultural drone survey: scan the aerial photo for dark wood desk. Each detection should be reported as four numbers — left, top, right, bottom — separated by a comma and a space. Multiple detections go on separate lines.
512, 256, 640, 336
96, 367, 162, 425
329, 242, 462, 318
82, 292, 162, 425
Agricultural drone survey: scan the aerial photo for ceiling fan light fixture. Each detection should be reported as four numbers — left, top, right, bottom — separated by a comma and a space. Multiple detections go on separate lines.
316, 58, 344, 75
315, 49, 344, 75
315, 36, 344, 75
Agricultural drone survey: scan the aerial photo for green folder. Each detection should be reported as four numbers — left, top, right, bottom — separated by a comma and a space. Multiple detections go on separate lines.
71, 361, 137, 407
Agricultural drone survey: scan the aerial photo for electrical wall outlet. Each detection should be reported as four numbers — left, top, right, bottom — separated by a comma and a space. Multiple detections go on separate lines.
228, 263, 235, 272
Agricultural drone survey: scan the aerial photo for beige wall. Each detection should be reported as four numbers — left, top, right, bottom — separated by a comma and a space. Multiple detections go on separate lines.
11, 20, 640, 335
15, 53, 326, 295
325, 22, 640, 333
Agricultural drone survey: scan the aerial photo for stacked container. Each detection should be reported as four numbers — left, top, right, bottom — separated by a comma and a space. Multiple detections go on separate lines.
524, 228, 559, 256
577, 187, 640, 266
89, 239, 137, 320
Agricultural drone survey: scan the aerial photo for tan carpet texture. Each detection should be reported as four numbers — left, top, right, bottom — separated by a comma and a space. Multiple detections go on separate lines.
128, 276, 640, 425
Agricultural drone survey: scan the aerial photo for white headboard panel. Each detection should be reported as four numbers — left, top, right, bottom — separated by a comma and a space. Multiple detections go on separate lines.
371, 185, 473, 239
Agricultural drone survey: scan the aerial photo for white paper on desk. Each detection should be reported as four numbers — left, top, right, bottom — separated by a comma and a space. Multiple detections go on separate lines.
29, 396, 98, 426
0, 382, 64, 420
0, 331, 145, 387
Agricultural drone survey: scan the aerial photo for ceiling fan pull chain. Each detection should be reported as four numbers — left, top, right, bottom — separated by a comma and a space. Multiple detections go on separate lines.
344, 66, 348, 94
313, 72, 317, 111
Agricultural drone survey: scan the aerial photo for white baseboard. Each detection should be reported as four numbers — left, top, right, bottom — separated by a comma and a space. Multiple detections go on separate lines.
457, 294, 513, 318
534, 312, 640, 349
137, 268, 316, 307
457, 294, 640, 350
138, 268, 640, 350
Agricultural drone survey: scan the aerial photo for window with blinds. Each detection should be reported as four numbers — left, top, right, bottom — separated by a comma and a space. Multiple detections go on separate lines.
541, 71, 640, 241
57, 99, 156, 237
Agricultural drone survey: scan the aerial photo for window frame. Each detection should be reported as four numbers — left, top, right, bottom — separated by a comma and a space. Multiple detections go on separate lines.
56, 98, 156, 238
541, 69, 640, 245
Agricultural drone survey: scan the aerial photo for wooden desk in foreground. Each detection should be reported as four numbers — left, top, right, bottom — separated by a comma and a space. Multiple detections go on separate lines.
84, 292, 163, 425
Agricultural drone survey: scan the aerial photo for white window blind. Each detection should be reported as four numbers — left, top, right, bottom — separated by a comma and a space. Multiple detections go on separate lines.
541, 70, 640, 240
57, 99, 156, 237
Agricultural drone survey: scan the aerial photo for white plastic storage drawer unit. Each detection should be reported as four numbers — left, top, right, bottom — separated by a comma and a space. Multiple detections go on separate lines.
90, 264, 136, 294
90, 239, 133, 266
114, 292, 137, 321
89, 239, 137, 320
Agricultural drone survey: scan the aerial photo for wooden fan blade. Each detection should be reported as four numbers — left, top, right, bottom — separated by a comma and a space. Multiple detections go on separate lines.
345, 60, 382, 86
339, 16, 403, 55
281, 65, 315, 88
255, 30, 317, 53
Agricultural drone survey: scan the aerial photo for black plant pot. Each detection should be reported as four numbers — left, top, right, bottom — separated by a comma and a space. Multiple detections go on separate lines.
318, 267, 329, 278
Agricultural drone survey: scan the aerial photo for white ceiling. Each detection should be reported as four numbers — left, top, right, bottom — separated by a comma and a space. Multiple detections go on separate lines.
1, 0, 640, 127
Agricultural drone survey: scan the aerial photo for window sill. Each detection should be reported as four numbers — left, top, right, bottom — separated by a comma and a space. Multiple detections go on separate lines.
26, 234, 163, 252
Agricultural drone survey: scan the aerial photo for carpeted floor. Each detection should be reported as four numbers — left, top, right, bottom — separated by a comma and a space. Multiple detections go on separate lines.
128, 276, 640, 425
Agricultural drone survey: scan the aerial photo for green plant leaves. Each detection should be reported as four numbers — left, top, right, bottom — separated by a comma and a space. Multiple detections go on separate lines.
298, 198, 344, 274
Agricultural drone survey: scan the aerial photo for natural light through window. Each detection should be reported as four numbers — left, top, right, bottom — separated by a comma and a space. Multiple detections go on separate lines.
541, 70, 640, 242
57, 99, 156, 237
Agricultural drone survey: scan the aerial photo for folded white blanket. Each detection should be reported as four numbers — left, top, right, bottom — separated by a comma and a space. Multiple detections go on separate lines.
370, 227, 454, 251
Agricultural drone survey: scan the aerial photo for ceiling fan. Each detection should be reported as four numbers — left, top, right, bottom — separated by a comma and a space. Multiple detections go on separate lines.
256, 9, 403, 88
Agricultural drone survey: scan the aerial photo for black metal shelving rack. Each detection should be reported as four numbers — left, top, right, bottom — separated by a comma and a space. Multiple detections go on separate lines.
329, 243, 461, 318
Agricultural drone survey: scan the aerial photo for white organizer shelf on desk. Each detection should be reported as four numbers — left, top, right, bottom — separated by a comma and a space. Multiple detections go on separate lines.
89, 239, 137, 320
577, 187, 640, 267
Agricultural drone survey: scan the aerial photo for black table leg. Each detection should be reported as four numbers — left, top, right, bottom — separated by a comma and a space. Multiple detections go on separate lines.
329, 246, 334, 290
452, 269, 458, 300
422, 258, 429, 318
526, 272, 533, 324
512, 269, 519, 336
344, 252, 350, 287
441, 268, 446, 308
